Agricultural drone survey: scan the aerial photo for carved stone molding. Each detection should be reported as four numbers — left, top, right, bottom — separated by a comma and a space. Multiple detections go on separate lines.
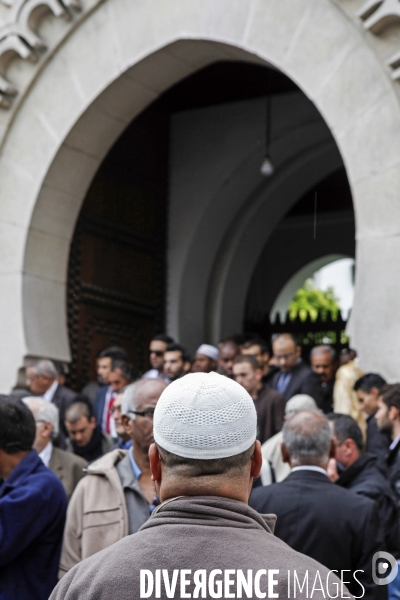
358, 0, 400, 80
0, 0, 81, 107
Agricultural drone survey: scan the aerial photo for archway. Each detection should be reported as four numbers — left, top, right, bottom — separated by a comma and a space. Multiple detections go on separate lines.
0, 0, 399, 390
270, 255, 354, 322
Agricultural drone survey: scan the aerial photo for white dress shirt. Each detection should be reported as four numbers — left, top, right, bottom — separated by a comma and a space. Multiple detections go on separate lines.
291, 465, 328, 477
43, 380, 59, 403
38, 442, 53, 467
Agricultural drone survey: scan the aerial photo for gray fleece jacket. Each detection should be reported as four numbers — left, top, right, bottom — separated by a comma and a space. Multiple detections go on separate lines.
51, 496, 351, 599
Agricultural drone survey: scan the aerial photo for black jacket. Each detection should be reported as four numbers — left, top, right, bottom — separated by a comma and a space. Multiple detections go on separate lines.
336, 452, 399, 558
387, 438, 400, 507
366, 411, 391, 464
268, 359, 324, 407
250, 469, 383, 599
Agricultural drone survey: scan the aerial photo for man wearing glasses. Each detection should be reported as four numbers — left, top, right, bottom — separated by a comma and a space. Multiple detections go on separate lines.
143, 334, 174, 382
269, 333, 323, 408
59, 379, 167, 577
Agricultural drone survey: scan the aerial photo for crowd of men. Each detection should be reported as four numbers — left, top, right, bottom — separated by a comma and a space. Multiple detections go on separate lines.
1, 332, 400, 599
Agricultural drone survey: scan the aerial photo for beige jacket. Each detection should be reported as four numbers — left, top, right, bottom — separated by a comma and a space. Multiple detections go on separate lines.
261, 431, 291, 482
59, 449, 129, 578
333, 360, 366, 437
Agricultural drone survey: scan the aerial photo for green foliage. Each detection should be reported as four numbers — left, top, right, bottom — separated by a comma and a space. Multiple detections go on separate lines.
288, 279, 341, 322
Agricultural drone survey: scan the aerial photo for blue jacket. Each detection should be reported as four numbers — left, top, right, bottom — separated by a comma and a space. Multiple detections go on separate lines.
93, 385, 108, 429
0, 449, 67, 600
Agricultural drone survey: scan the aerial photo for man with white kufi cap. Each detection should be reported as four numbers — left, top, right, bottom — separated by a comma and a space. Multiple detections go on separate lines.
191, 343, 219, 374
51, 373, 345, 600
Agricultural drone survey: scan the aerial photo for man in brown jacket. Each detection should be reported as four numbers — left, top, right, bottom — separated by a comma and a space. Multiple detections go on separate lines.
233, 354, 285, 443
59, 379, 167, 576
51, 373, 349, 600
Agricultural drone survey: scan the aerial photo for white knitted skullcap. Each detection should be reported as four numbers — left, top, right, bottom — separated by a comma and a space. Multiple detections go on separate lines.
153, 372, 257, 459
196, 344, 220, 362
285, 394, 318, 415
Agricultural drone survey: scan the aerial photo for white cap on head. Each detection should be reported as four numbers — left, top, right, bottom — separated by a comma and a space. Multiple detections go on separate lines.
285, 394, 318, 416
195, 344, 219, 362
153, 372, 257, 459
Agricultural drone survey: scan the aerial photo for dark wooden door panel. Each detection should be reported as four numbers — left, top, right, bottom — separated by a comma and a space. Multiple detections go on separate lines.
67, 106, 168, 390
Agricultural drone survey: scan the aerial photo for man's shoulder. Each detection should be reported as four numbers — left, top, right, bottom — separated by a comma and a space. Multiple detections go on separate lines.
51, 516, 338, 600
13, 454, 67, 505
56, 384, 77, 402
51, 446, 87, 469
258, 386, 285, 404
94, 385, 108, 402
85, 448, 128, 475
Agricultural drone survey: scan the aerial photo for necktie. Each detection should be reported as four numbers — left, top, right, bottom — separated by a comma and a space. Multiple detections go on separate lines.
105, 395, 115, 434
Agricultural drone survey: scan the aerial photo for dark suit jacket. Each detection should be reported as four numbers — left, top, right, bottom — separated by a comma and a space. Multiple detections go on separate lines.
367, 411, 391, 464
387, 438, 400, 508
250, 469, 383, 599
51, 383, 77, 439
268, 359, 324, 407
255, 386, 285, 444
49, 446, 87, 501
336, 452, 399, 558
93, 385, 109, 429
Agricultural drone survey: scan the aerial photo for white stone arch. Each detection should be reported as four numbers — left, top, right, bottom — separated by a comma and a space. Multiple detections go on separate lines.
0, 0, 399, 390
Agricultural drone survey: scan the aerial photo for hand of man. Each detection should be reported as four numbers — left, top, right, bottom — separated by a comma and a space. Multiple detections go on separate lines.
326, 458, 339, 482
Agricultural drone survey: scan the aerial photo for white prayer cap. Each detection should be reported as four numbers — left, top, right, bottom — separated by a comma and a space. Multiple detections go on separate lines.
285, 394, 318, 416
154, 372, 257, 459
195, 344, 220, 362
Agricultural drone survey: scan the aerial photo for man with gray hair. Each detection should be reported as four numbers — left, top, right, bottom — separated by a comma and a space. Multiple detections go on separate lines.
59, 378, 167, 577
261, 394, 319, 482
26, 359, 77, 439
52, 373, 348, 600
23, 397, 87, 500
250, 410, 382, 599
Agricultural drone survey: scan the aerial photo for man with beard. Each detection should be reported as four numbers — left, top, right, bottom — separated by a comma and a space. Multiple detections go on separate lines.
59, 379, 167, 577
376, 384, 400, 503
375, 383, 400, 598
163, 343, 191, 381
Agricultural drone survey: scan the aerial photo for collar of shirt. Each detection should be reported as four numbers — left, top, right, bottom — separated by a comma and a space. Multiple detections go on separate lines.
43, 379, 59, 402
390, 433, 400, 451
291, 465, 328, 477
38, 442, 53, 467
129, 446, 142, 480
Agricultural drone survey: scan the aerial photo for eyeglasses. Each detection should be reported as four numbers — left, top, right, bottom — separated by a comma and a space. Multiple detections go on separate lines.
128, 408, 155, 419
149, 350, 163, 357
110, 405, 122, 414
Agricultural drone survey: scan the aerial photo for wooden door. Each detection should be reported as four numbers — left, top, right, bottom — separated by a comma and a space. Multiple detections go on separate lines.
67, 106, 168, 390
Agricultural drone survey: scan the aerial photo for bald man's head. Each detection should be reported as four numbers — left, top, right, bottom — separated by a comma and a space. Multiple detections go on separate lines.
311, 345, 337, 383
218, 342, 240, 378
272, 334, 301, 372
282, 410, 334, 468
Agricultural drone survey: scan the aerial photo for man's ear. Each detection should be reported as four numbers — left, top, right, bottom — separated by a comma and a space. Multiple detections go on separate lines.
250, 441, 263, 479
121, 415, 134, 436
90, 416, 97, 428
389, 406, 399, 421
42, 421, 52, 440
329, 437, 337, 460
281, 442, 291, 464
371, 387, 379, 400
149, 443, 162, 482
255, 369, 263, 382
